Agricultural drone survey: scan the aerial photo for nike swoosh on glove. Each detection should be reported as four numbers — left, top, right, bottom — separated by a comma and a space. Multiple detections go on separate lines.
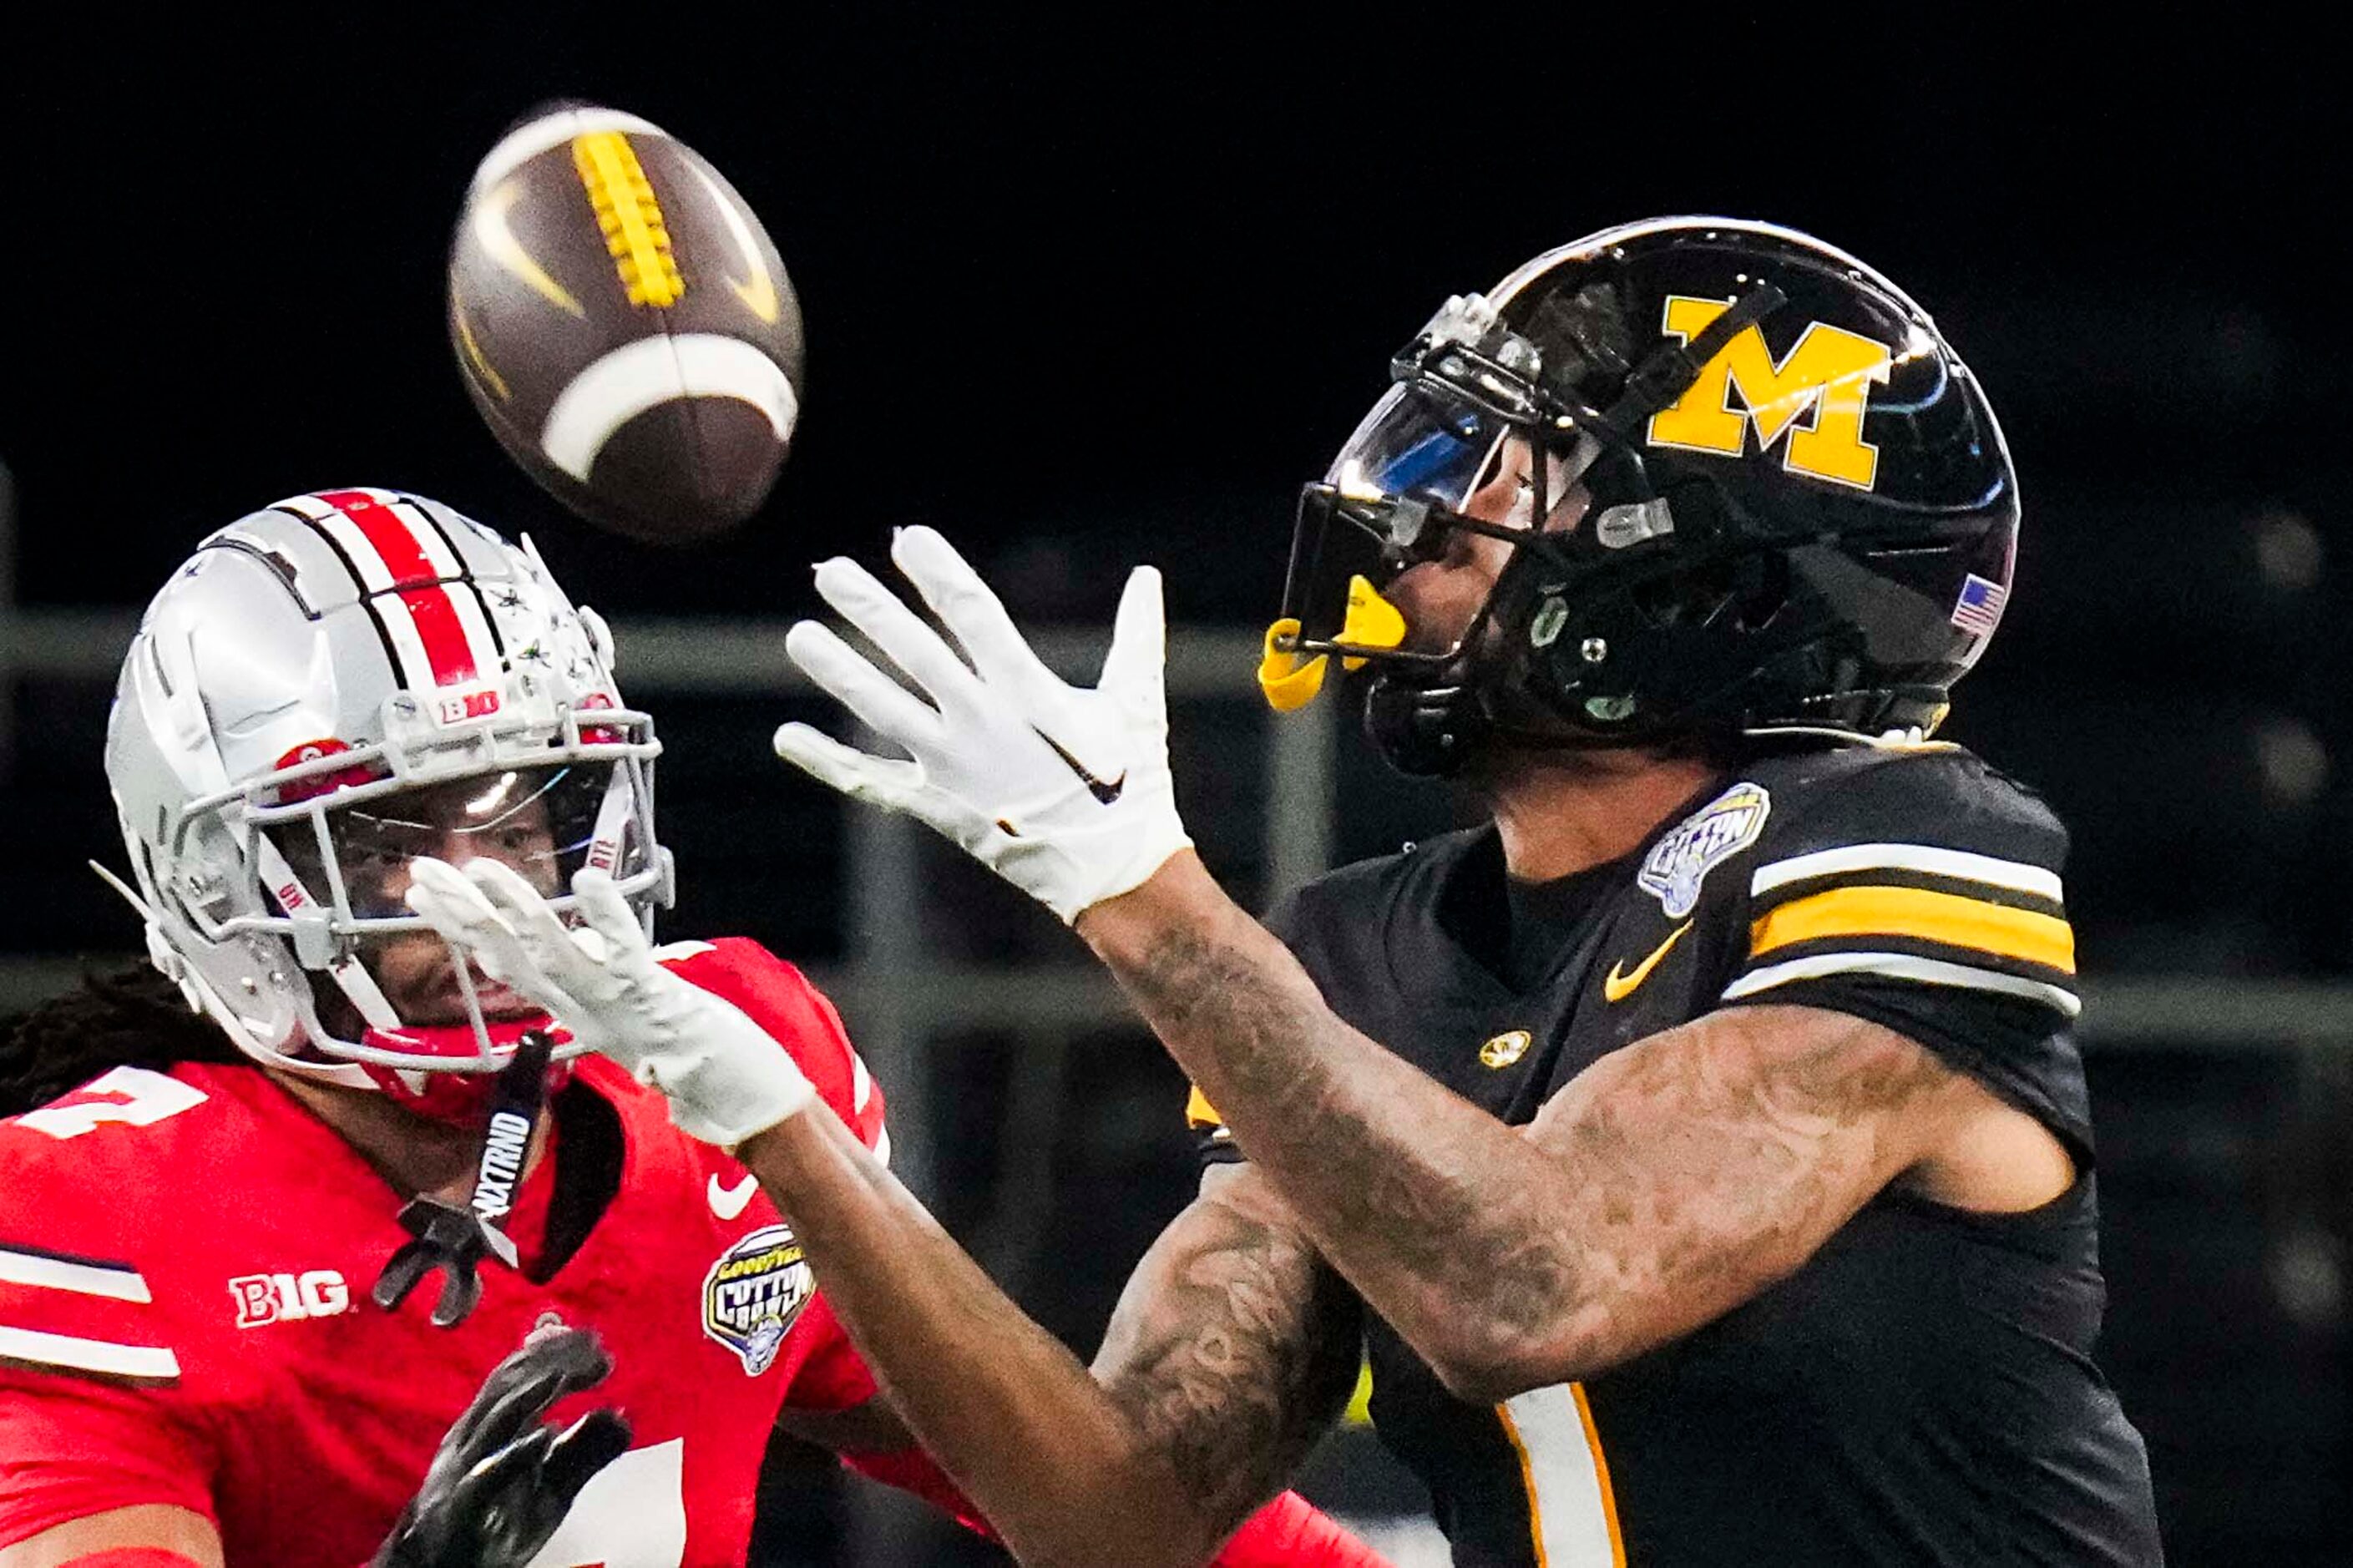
404, 857, 814, 1147
772, 525, 1192, 924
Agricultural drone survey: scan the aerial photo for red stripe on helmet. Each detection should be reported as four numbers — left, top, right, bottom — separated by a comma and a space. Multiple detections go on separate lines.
399, 589, 481, 685
316, 489, 441, 589
312, 489, 484, 689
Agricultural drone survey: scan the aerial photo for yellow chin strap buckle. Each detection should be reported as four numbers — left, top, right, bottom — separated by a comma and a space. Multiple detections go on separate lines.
1257, 576, 1409, 713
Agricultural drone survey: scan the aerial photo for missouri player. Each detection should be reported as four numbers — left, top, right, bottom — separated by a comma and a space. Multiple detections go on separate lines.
734, 219, 2165, 1563
0, 490, 1379, 1567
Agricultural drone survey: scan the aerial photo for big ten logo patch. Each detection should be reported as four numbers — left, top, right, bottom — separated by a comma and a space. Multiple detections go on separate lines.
1645, 296, 1894, 490
230, 1270, 352, 1328
702, 1224, 813, 1376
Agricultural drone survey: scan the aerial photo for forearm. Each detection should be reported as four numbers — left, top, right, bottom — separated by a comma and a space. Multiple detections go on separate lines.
735, 1106, 1206, 1567
1078, 855, 1602, 1395
1089, 1166, 1363, 1540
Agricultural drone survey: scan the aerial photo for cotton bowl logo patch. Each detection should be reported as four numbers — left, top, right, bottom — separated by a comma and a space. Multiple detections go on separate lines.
1637, 781, 1771, 918
702, 1224, 812, 1376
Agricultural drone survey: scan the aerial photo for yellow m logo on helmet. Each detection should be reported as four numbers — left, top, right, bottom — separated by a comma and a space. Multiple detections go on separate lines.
1645, 296, 1894, 490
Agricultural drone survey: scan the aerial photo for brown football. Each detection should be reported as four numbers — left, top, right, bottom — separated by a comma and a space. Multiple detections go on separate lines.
448, 103, 805, 544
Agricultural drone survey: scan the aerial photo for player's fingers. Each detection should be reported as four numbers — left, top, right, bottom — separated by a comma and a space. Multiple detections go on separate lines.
529, 1325, 615, 1394
460, 858, 603, 993
407, 856, 509, 940
785, 620, 946, 750
565, 869, 643, 959
771, 722, 926, 811
402, 881, 498, 970
407, 859, 540, 989
459, 1426, 556, 1538
1101, 564, 1169, 712
454, 1325, 611, 1470
890, 525, 1063, 704
440, 862, 583, 1004
467, 1409, 629, 1560
539, 1408, 634, 1506
460, 858, 576, 948
447, 1363, 569, 1473
810, 555, 983, 711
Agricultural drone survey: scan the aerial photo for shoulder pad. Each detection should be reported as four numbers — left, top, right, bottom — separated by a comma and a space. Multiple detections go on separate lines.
1724, 747, 2077, 1019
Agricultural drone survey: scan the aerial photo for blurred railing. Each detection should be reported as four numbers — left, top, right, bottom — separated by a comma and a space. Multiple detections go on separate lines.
12, 600, 2353, 1170
11, 601, 2353, 1054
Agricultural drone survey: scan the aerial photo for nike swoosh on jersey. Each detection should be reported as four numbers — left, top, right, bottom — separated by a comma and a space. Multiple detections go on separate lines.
1032, 726, 1127, 804
708, 1172, 759, 1221
1604, 920, 1693, 1003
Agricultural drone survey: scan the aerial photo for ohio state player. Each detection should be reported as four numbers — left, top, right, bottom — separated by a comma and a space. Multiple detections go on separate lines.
0, 491, 1381, 1568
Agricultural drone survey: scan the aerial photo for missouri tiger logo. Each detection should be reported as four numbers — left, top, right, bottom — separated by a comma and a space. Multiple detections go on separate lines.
1645, 296, 1894, 490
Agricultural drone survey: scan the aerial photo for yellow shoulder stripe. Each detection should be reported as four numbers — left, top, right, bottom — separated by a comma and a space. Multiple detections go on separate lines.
1185, 1083, 1224, 1127
1750, 884, 2074, 974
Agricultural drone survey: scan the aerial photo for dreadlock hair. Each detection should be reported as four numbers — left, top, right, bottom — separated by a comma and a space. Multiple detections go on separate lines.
0, 964, 246, 1118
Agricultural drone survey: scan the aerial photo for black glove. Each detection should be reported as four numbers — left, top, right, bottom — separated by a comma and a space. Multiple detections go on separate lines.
372, 1326, 634, 1568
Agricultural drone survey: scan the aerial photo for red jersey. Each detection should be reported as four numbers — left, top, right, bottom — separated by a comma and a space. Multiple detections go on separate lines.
0, 938, 888, 1567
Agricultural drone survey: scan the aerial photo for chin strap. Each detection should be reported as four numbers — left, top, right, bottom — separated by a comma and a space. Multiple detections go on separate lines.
1590, 281, 1787, 442
372, 1030, 558, 1328
359, 1015, 573, 1121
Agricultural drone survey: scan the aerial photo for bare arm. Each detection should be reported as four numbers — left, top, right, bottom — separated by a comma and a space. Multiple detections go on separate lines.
1077, 852, 2037, 1404
1091, 1163, 1362, 1534
0, 1505, 223, 1566
735, 1108, 1359, 1568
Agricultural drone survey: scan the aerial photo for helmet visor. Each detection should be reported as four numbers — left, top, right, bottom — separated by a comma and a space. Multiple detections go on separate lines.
268, 761, 648, 923
1282, 385, 1597, 655
1327, 383, 1513, 518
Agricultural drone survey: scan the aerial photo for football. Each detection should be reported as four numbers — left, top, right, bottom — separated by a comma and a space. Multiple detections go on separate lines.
448, 103, 805, 544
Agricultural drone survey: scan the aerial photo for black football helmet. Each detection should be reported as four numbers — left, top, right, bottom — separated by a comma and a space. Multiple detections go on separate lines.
1263, 216, 2019, 776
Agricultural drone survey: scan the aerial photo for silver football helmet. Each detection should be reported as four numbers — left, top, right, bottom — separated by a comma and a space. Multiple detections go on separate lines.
104, 488, 667, 1086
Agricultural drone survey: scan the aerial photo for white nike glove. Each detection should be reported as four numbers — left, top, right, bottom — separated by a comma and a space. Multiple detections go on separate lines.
403, 857, 815, 1147
773, 525, 1192, 925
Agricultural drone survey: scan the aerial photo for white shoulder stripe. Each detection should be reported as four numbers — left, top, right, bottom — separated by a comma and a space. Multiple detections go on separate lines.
650, 940, 718, 963
0, 1323, 179, 1381
871, 1126, 892, 1168
0, 1248, 151, 1303
1751, 843, 2063, 903
1723, 950, 2082, 1017
851, 1054, 874, 1115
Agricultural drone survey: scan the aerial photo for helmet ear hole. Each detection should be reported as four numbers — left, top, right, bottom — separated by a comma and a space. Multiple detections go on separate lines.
1730, 550, 1790, 633
1626, 549, 1789, 637
1632, 559, 1738, 630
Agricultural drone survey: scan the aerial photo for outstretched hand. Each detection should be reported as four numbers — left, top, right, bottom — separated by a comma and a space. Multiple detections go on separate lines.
403, 857, 814, 1147
371, 1326, 632, 1568
772, 525, 1192, 924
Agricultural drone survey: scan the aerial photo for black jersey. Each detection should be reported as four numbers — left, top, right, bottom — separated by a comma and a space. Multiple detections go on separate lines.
1192, 741, 2161, 1565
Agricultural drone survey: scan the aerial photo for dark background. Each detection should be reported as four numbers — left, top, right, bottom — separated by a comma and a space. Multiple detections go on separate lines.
3, 13, 2346, 1563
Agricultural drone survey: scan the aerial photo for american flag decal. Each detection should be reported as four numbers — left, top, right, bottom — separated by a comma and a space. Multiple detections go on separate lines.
1950, 573, 2008, 637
